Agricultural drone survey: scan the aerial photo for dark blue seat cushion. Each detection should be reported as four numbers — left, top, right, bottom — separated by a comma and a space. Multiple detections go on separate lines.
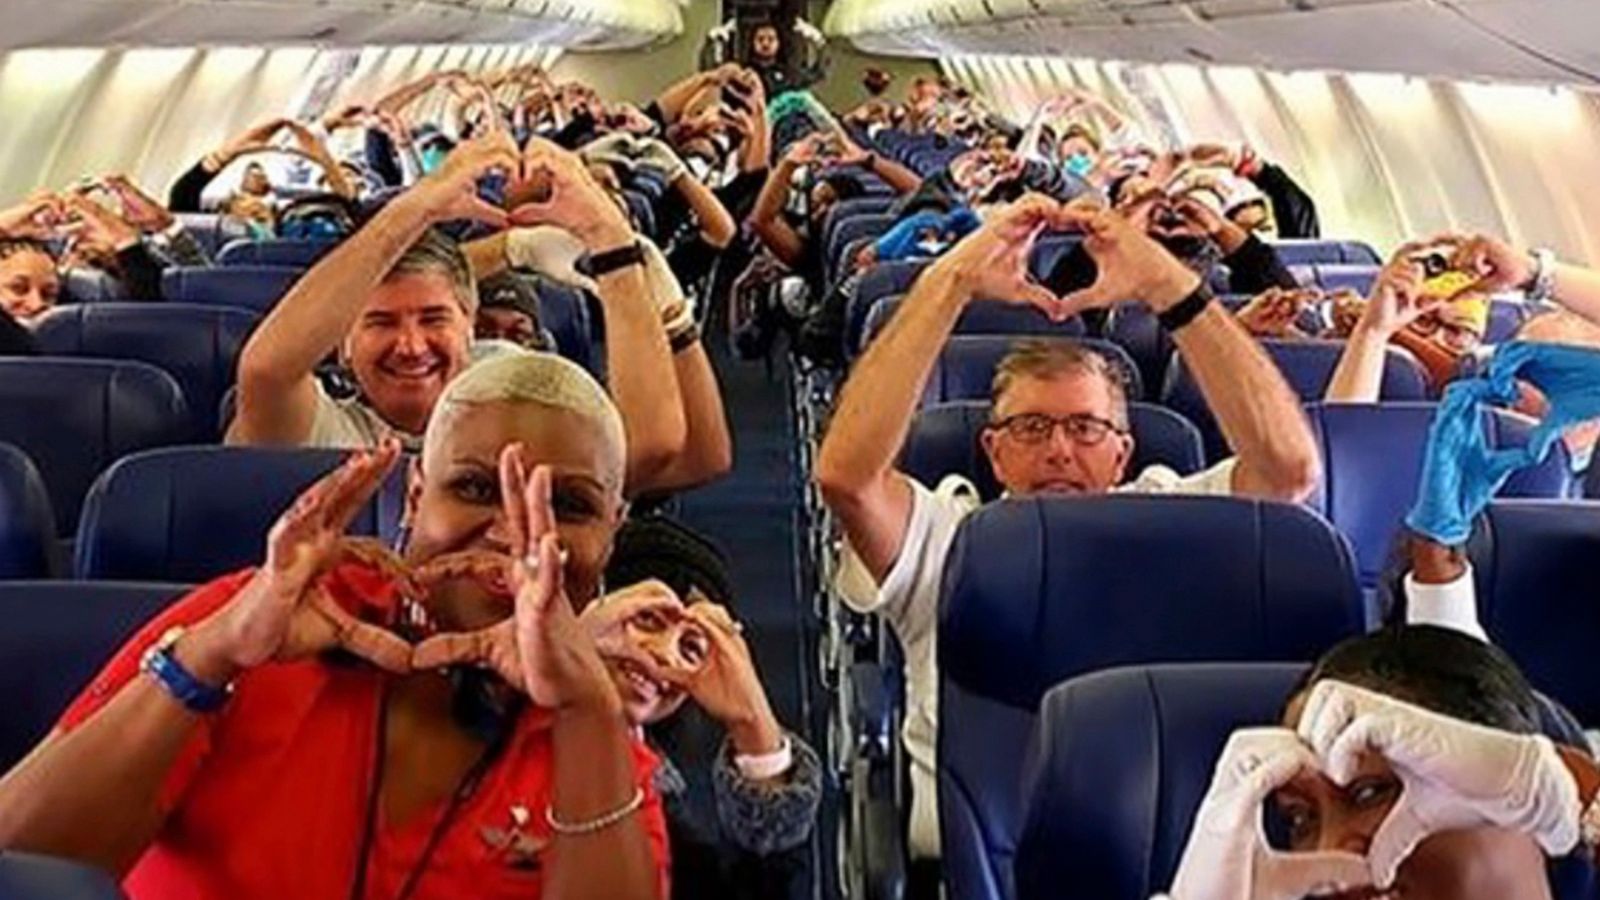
0, 443, 54, 578
161, 265, 303, 314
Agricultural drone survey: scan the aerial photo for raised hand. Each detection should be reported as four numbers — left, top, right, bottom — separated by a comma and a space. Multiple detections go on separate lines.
1450, 232, 1538, 296
412, 447, 620, 713
683, 600, 784, 754
1056, 203, 1203, 317
1167, 728, 1371, 900
507, 137, 633, 248
102, 175, 176, 233
926, 192, 1075, 321
1235, 287, 1308, 339
1358, 251, 1438, 338
61, 193, 141, 255
185, 442, 415, 676
1297, 680, 1581, 887
407, 132, 519, 228
0, 192, 66, 240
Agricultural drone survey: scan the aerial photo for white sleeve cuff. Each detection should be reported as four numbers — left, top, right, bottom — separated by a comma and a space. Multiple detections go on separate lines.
734, 735, 794, 781
1403, 564, 1488, 643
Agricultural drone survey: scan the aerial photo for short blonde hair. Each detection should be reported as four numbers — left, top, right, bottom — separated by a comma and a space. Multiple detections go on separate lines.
422, 352, 627, 492
991, 338, 1131, 429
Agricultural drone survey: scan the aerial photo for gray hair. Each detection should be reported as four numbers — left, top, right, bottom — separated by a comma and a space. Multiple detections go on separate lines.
387, 227, 479, 318
991, 338, 1131, 430
422, 351, 627, 493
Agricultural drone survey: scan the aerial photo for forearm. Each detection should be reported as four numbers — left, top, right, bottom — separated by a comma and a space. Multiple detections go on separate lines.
239, 193, 434, 387
674, 176, 737, 249
1549, 262, 1600, 327
641, 343, 733, 493
463, 232, 509, 282
750, 161, 803, 266
167, 160, 217, 213
1173, 304, 1320, 501
817, 262, 965, 495
655, 73, 715, 124
741, 115, 771, 173
1324, 323, 1389, 403
547, 704, 659, 900
597, 263, 686, 497
375, 75, 439, 117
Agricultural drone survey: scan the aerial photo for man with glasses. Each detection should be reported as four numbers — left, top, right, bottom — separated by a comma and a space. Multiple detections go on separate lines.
814, 194, 1321, 866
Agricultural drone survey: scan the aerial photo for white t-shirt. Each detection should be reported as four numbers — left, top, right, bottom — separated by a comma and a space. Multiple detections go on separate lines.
834, 459, 1238, 860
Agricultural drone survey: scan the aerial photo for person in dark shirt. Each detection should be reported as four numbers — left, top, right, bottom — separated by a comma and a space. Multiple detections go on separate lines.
0, 303, 34, 356
0, 238, 60, 325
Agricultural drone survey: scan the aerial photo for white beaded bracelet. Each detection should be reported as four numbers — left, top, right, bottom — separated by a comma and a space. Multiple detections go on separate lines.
734, 735, 795, 781
545, 787, 645, 836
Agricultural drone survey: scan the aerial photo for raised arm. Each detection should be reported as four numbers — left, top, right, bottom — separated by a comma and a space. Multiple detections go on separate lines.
168, 118, 287, 211
1326, 250, 1438, 403
1452, 233, 1600, 329
511, 138, 685, 496
816, 195, 1066, 580
838, 134, 921, 195
648, 141, 736, 249
749, 138, 815, 268
228, 135, 517, 446
281, 121, 356, 199
1057, 206, 1320, 502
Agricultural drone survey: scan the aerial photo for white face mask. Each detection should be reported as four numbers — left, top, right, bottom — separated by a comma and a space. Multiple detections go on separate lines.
915, 238, 949, 256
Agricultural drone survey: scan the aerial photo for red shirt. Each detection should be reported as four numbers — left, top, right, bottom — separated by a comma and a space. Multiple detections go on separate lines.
58, 568, 670, 900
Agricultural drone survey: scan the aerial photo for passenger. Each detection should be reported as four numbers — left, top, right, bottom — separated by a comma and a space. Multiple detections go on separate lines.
815, 195, 1322, 861
601, 516, 822, 900
168, 119, 356, 233
228, 135, 691, 497
1184, 142, 1322, 239
1164, 625, 1596, 900
0, 239, 60, 325
746, 23, 793, 96
0, 353, 667, 899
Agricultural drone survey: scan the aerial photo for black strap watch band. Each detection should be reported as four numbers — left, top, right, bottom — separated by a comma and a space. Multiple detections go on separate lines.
1156, 283, 1214, 333
577, 240, 646, 278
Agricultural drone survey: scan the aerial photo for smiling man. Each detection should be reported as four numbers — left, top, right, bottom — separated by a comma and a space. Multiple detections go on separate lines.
815, 194, 1321, 862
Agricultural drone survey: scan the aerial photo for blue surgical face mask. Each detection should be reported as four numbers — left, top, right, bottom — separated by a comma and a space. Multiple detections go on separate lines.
419, 145, 449, 175
1570, 440, 1594, 475
1064, 152, 1095, 179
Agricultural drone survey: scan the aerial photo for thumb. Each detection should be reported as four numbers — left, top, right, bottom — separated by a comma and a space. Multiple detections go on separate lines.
1365, 798, 1434, 889
1257, 848, 1373, 900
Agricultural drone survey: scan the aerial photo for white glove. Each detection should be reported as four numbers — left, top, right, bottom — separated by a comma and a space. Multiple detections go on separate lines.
1169, 728, 1371, 900
1297, 679, 1580, 887
637, 138, 689, 184
639, 238, 695, 342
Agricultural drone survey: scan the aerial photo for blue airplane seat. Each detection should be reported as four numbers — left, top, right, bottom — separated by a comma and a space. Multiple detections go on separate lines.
847, 260, 929, 350
0, 580, 188, 770
830, 213, 898, 280
0, 359, 189, 536
1308, 402, 1571, 594
31, 303, 259, 440
216, 237, 336, 267
60, 268, 133, 304
1164, 339, 1430, 461
528, 275, 597, 373
0, 443, 55, 579
0, 851, 129, 899
938, 497, 1361, 900
926, 334, 1145, 405
74, 446, 406, 583
162, 265, 303, 314
859, 297, 1086, 357
901, 401, 1207, 501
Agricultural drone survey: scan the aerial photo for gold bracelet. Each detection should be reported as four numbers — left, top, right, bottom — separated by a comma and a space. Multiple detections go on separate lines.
545, 787, 645, 836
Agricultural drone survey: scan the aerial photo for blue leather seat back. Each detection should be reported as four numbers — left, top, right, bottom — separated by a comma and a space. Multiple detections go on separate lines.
1308, 402, 1571, 591
1014, 664, 1308, 900
32, 303, 259, 440
74, 446, 406, 582
861, 297, 1085, 355
1290, 263, 1380, 294
1471, 500, 1600, 725
1106, 303, 1172, 405
1486, 298, 1529, 344
824, 196, 897, 252
528, 276, 596, 373
161, 265, 303, 314
902, 401, 1206, 500
1029, 235, 1080, 283
0, 851, 129, 899
1270, 239, 1381, 267
1164, 340, 1430, 461
0, 443, 55, 579
848, 261, 928, 349
216, 238, 336, 267
0, 581, 188, 770
0, 359, 189, 536
938, 498, 1360, 900
926, 335, 1144, 405
60, 268, 131, 304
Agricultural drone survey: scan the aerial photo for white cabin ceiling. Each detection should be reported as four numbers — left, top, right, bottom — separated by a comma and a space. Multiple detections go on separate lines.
0, 0, 684, 51
825, 0, 1600, 86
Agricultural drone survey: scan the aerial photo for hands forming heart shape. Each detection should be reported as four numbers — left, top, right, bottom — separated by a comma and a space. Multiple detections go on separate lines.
925, 193, 1204, 325
1170, 680, 1584, 899
193, 441, 621, 714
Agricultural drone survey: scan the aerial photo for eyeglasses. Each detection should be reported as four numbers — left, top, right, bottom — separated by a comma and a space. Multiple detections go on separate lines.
987, 412, 1127, 447
1409, 313, 1481, 352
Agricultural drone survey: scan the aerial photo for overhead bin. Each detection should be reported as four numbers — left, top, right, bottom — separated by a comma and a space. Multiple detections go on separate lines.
825, 0, 1600, 85
0, 0, 683, 51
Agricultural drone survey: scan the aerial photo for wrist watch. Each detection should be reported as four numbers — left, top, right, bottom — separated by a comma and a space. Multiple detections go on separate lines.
140, 626, 233, 714
1156, 283, 1214, 333
1527, 248, 1557, 305
576, 240, 646, 278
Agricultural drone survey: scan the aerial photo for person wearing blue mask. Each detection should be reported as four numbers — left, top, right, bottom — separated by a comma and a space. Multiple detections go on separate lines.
1056, 123, 1101, 181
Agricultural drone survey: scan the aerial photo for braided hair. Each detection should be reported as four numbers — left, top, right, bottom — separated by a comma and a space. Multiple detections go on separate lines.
605, 514, 735, 608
